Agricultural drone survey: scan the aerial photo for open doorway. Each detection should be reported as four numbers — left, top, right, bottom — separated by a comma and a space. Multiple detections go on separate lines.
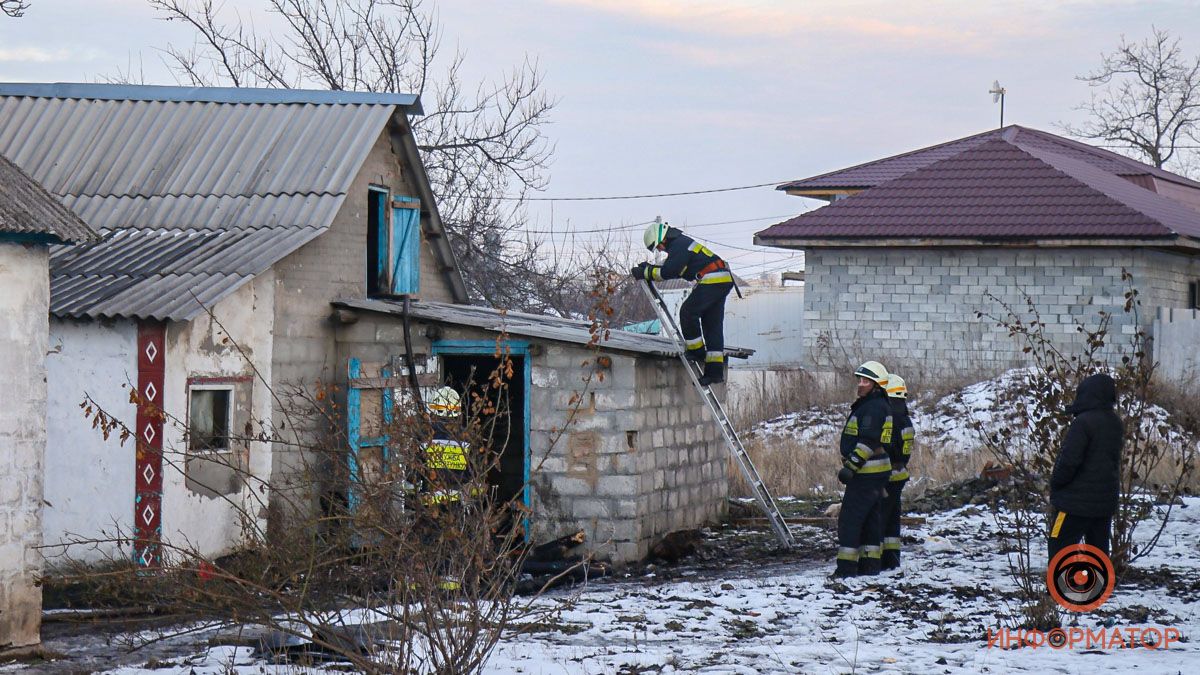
435, 344, 529, 534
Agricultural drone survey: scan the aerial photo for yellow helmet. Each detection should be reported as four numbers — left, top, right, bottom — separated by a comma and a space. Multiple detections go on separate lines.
885, 373, 907, 399
643, 221, 669, 250
428, 386, 462, 417
853, 360, 888, 387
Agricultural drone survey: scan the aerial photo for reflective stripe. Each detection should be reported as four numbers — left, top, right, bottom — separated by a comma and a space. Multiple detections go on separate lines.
837, 547, 860, 561
421, 490, 463, 505
705, 351, 725, 363
881, 417, 894, 445
688, 242, 716, 257
697, 270, 732, 284
859, 457, 892, 474
1050, 511, 1067, 538
425, 441, 468, 470
889, 469, 910, 482
650, 267, 664, 281
860, 545, 882, 559
854, 444, 871, 460
902, 427, 915, 456
685, 337, 705, 349
882, 538, 901, 550
844, 416, 858, 436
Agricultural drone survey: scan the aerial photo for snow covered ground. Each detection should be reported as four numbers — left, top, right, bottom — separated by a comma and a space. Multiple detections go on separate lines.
10, 497, 1198, 674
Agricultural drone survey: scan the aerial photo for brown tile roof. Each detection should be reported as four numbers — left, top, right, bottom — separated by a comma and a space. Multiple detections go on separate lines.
758, 128, 1200, 243
0, 153, 97, 244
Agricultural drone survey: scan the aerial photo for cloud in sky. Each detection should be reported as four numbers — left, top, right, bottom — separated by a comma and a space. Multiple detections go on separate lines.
0, 47, 89, 64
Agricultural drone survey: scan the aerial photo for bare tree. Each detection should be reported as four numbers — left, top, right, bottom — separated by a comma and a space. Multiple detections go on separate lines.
1, 0, 29, 18
145, 0, 561, 309
1065, 27, 1200, 172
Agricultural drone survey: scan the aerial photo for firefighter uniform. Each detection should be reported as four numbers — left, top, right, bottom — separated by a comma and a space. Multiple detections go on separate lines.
635, 226, 734, 385
835, 366, 893, 577
413, 387, 470, 591
880, 374, 914, 571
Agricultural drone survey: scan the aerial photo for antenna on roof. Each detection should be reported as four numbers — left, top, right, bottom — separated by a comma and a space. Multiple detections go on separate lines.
989, 80, 1007, 128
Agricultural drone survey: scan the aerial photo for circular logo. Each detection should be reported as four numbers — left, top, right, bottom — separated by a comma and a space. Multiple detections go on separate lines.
1047, 544, 1115, 612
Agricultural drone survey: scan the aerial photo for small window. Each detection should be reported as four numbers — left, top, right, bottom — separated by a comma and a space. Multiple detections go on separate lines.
1189, 280, 1200, 310
189, 387, 232, 451
367, 187, 389, 296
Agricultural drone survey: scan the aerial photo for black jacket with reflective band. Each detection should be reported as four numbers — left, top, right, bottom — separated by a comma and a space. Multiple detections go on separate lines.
839, 388, 893, 475
644, 229, 725, 282
886, 397, 914, 481
419, 417, 470, 494
1050, 374, 1124, 518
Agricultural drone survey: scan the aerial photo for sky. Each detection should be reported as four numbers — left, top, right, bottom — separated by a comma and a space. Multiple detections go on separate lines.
3, 0, 1200, 279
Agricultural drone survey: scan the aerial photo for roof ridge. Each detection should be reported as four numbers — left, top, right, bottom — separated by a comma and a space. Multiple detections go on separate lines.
1011, 127, 1200, 188
0, 82, 421, 112
59, 189, 348, 201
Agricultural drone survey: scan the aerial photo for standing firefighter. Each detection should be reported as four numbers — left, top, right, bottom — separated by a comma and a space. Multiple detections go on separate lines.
633, 221, 734, 386
834, 361, 893, 577
880, 373, 914, 571
416, 386, 471, 590
1048, 373, 1124, 563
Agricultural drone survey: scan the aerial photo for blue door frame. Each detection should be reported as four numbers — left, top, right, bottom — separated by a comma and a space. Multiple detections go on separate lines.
431, 340, 532, 539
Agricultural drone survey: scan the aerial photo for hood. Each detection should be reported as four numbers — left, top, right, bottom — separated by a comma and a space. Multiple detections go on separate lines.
889, 397, 909, 417
1067, 373, 1117, 415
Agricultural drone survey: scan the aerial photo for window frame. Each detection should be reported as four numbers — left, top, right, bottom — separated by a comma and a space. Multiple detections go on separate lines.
187, 384, 235, 453
367, 185, 390, 296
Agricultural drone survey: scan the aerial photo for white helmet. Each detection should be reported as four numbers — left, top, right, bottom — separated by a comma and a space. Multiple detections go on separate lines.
428, 386, 462, 417
853, 360, 888, 387
886, 373, 907, 399
643, 221, 669, 250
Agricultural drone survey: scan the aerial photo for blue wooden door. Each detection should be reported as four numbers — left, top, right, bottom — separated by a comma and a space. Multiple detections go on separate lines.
346, 357, 394, 515
391, 197, 421, 295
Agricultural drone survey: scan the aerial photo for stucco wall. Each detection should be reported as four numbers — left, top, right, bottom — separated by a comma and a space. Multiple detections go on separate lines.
45, 317, 137, 563
802, 246, 1200, 378
161, 272, 276, 558
0, 243, 48, 649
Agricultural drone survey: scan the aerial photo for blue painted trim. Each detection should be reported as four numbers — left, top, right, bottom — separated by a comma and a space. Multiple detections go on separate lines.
431, 339, 533, 542
346, 358, 363, 515
369, 186, 389, 290
391, 197, 421, 295
0, 82, 422, 112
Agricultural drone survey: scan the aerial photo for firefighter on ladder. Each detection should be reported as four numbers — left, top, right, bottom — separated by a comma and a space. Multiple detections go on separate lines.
834, 361, 893, 577
633, 221, 735, 386
414, 385, 470, 591
880, 373, 914, 571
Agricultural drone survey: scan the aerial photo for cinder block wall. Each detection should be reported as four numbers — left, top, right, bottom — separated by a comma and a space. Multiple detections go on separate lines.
0, 244, 48, 650
803, 247, 1200, 378
529, 345, 727, 563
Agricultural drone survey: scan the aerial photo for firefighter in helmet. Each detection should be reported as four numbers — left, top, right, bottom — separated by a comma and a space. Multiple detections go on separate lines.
880, 373, 914, 571
418, 385, 470, 591
834, 361, 893, 577
633, 221, 734, 386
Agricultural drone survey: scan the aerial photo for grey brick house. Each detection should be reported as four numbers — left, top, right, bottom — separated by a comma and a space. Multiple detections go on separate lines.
756, 126, 1200, 378
0, 83, 733, 567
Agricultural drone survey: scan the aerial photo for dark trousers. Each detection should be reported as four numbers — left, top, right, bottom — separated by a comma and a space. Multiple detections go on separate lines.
880, 479, 906, 570
679, 281, 733, 377
836, 475, 887, 576
1047, 510, 1112, 565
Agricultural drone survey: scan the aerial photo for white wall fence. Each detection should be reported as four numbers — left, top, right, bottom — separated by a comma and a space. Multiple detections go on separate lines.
1152, 307, 1200, 386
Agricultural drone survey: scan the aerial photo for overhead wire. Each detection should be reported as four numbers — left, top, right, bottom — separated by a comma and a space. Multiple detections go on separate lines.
497, 179, 794, 202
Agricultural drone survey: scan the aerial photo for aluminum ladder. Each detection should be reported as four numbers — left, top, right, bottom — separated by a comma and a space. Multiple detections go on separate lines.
639, 280, 796, 548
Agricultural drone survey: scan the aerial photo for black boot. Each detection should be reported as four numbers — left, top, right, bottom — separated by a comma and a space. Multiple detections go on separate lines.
697, 360, 724, 387
685, 349, 705, 364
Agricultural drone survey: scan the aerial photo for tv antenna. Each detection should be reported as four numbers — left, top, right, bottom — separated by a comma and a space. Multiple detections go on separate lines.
989, 80, 1007, 127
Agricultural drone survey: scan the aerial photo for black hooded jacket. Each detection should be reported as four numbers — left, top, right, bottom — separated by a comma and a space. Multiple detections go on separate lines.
1049, 374, 1124, 518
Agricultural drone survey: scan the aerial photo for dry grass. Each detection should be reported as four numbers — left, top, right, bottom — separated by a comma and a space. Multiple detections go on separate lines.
730, 433, 992, 500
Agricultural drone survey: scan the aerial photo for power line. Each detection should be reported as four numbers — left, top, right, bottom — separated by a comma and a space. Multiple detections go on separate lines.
499, 180, 792, 202
520, 213, 799, 236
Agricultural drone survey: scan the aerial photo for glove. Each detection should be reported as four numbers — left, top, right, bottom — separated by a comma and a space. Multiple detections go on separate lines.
837, 467, 854, 485
630, 263, 648, 279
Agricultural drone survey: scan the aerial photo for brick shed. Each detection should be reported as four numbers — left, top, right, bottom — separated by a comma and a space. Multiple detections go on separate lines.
332, 299, 749, 563
757, 125, 1200, 378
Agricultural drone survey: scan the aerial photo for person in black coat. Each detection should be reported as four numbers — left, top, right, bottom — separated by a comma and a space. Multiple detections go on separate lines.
1047, 373, 1124, 563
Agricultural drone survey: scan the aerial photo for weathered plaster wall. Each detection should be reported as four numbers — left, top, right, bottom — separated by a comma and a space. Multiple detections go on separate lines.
0, 243, 48, 648
161, 272, 276, 558
45, 317, 137, 563
802, 247, 1200, 378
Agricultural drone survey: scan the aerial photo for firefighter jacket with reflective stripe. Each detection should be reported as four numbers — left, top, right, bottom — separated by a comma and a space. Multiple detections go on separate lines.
840, 388, 893, 476
418, 417, 470, 502
886, 397, 914, 482
642, 229, 728, 283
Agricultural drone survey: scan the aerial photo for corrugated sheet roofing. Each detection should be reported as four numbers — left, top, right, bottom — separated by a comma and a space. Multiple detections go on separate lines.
0, 152, 98, 243
778, 125, 1200, 192
759, 129, 1200, 243
0, 82, 418, 320
335, 298, 754, 359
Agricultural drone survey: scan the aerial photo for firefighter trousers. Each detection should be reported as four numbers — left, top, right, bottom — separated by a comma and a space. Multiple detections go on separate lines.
1047, 510, 1112, 565
880, 479, 906, 570
835, 474, 888, 576
679, 281, 733, 378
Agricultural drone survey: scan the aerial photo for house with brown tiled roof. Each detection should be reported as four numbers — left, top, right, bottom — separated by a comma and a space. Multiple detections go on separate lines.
756, 126, 1200, 378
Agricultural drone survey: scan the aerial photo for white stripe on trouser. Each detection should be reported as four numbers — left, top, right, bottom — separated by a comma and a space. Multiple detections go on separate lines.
837, 547, 859, 561
859, 545, 882, 559
705, 351, 725, 363
685, 337, 705, 350
883, 537, 901, 550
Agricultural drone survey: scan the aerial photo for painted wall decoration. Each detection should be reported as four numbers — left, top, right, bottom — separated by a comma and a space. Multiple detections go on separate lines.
134, 321, 166, 567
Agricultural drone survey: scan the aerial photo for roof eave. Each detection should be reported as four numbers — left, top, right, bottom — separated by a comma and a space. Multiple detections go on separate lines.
753, 235, 1200, 252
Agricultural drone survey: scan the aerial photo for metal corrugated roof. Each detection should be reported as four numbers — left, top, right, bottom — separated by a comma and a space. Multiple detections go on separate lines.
0, 152, 98, 243
334, 298, 754, 359
0, 83, 419, 320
